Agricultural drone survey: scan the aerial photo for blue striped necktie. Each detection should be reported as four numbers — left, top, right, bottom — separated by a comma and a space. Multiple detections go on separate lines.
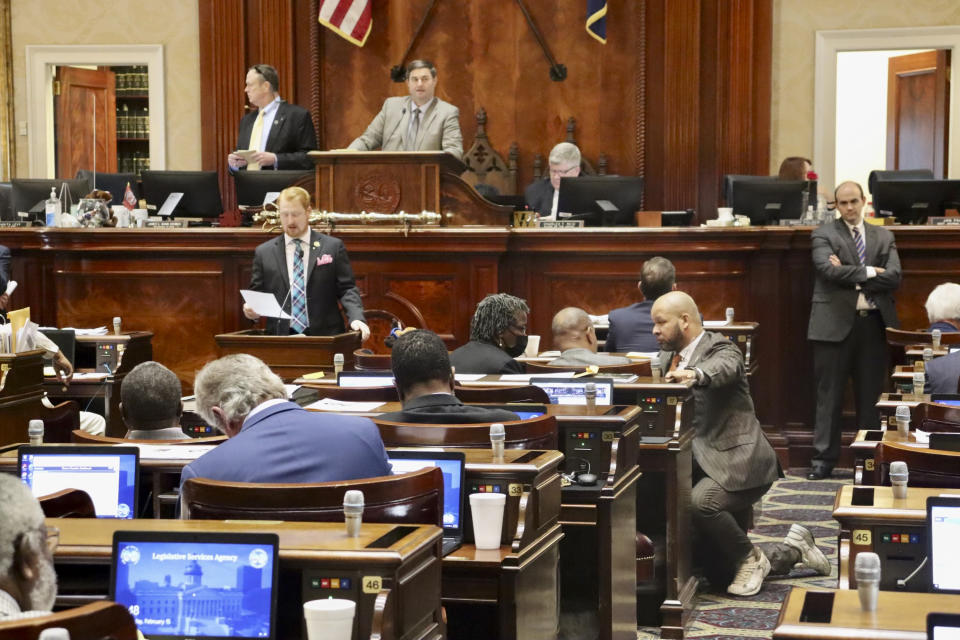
290, 239, 307, 333
853, 227, 866, 266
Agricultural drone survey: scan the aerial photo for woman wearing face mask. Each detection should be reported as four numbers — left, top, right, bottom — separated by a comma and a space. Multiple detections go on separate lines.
450, 293, 529, 374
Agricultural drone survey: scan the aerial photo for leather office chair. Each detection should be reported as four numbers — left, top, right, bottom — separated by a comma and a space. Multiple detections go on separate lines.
873, 440, 960, 488
453, 384, 550, 404
0, 601, 137, 640
70, 429, 227, 445
374, 414, 557, 449
38, 487, 96, 518
42, 400, 81, 443
353, 348, 391, 371
524, 360, 651, 376
885, 327, 960, 347
181, 466, 442, 525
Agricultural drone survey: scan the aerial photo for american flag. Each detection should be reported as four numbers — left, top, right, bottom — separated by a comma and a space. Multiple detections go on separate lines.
318, 0, 372, 47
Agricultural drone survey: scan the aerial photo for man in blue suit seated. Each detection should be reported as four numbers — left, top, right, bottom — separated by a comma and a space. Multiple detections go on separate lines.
380, 329, 520, 424
605, 256, 676, 353
180, 354, 391, 489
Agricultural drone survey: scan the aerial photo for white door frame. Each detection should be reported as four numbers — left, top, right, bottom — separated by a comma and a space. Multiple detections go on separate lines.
25, 44, 166, 178
814, 26, 960, 191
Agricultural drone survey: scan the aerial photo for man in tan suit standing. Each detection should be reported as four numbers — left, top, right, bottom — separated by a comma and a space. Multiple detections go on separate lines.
348, 59, 463, 160
654, 292, 826, 596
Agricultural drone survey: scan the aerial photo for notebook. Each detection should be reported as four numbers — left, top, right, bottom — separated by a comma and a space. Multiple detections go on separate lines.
388, 450, 466, 556
337, 371, 395, 388
18, 445, 138, 519
529, 377, 614, 405
110, 530, 279, 639
927, 613, 960, 640
927, 495, 960, 593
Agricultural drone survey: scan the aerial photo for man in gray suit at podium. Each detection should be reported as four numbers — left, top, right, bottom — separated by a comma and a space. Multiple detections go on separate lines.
347, 60, 463, 160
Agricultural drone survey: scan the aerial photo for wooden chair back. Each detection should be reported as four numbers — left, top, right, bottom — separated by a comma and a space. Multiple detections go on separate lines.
353, 348, 392, 371
874, 440, 960, 488
38, 488, 96, 518
182, 466, 442, 525
42, 400, 80, 443
917, 402, 960, 432
374, 414, 558, 449
460, 107, 519, 195
454, 384, 550, 404
524, 360, 651, 376
885, 327, 960, 347
310, 384, 399, 403
70, 429, 227, 445
0, 601, 137, 640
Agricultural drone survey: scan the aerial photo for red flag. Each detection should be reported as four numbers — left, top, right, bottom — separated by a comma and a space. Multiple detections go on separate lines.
122, 182, 137, 210
318, 0, 372, 47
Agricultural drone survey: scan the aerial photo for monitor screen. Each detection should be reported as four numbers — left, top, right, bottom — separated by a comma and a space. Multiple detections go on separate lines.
10, 178, 91, 222
872, 179, 960, 224
388, 453, 464, 530
529, 378, 614, 405
141, 170, 223, 218
234, 170, 312, 207
722, 174, 779, 206
928, 497, 960, 593
556, 175, 644, 226
18, 445, 138, 518
928, 613, 960, 640
337, 372, 395, 388
730, 179, 809, 225
111, 531, 279, 640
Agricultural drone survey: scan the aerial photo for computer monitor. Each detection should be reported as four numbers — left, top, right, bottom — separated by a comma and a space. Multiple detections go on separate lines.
871, 179, 960, 224
529, 377, 614, 405
141, 170, 223, 218
110, 530, 279, 640
730, 179, 808, 225
75, 170, 139, 206
928, 613, 960, 640
388, 450, 466, 556
927, 495, 960, 593
10, 178, 90, 222
234, 169, 312, 207
867, 168, 934, 197
18, 445, 139, 518
556, 176, 644, 226
721, 174, 778, 206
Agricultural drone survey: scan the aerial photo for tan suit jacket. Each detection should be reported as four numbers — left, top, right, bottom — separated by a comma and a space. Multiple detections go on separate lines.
348, 96, 463, 160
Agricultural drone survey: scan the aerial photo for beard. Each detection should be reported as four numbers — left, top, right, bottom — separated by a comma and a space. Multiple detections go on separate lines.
24, 558, 57, 611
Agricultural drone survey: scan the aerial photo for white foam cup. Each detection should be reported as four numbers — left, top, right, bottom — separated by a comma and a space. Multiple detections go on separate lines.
717, 207, 734, 220
132, 209, 148, 227
469, 492, 506, 550
303, 598, 356, 640
524, 335, 540, 357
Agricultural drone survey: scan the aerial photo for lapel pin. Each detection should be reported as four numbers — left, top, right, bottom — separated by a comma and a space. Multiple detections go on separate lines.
313, 241, 320, 248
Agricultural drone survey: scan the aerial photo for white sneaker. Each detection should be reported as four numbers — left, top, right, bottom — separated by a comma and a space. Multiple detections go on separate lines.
783, 524, 831, 576
727, 547, 771, 596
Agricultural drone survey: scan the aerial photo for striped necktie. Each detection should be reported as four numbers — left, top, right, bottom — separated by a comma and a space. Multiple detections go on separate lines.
853, 226, 866, 266
405, 108, 420, 151
290, 239, 307, 334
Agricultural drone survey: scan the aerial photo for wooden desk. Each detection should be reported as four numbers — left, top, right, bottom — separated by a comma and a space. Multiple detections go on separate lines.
0, 351, 80, 447
51, 518, 444, 640
774, 587, 956, 640
850, 430, 926, 485
832, 485, 941, 591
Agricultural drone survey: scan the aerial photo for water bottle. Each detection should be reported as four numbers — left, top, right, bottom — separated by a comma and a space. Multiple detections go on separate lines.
45, 187, 61, 227
343, 490, 364, 537
28, 419, 44, 445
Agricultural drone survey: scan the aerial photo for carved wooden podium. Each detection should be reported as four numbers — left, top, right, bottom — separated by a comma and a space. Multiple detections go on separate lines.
307, 151, 513, 225
0, 350, 71, 447
215, 330, 362, 381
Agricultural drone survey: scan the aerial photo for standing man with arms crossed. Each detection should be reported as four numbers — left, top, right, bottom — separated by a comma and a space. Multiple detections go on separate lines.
807, 181, 901, 480
347, 60, 463, 160
227, 64, 317, 171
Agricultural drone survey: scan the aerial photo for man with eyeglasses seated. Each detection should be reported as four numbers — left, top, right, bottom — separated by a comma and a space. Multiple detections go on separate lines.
523, 142, 582, 220
0, 475, 59, 621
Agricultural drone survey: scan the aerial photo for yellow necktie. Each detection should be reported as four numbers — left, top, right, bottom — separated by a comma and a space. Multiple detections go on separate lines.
247, 109, 264, 171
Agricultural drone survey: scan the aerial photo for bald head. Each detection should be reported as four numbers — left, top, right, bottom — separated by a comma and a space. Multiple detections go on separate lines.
551, 307, 597, 352
650, 291, 703, 352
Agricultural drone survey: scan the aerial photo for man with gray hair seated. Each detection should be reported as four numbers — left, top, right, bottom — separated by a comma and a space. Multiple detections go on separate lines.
925, 282, 960, 333
179, 354, 391, 493
523, 142, 581, 219
121, 361, 187, 440
549, 307, 631, 367
0, 475, 58, 621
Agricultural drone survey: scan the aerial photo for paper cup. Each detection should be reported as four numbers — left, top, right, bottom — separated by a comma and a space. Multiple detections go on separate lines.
112, 205, 130, 227
718, 207, 734, 220
524, 335, 541, 357
304, 598, 355, 640
132, 209, 148, 228
469, 492, 506, 550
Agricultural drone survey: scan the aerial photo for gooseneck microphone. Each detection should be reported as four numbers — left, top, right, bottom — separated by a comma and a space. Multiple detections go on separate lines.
385, 108, 406, 147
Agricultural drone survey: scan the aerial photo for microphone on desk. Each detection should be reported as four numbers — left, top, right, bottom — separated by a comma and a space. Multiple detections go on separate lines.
490, 423, 505, 462
854, 552, 881, 612
895, 405, 911, 440
650, 354, 661, 382
343, 490, 364, 537
889, 460, 909, 499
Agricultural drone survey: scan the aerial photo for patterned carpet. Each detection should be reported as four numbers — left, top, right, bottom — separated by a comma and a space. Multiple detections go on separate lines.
637, 469, 851, 640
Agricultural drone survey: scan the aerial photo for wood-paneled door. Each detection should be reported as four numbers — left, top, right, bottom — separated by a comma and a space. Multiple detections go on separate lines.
55, 66, 118, 179
886, 50, 950, 176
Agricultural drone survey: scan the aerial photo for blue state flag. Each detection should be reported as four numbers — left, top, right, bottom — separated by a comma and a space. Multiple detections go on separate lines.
586, 0, 607, 44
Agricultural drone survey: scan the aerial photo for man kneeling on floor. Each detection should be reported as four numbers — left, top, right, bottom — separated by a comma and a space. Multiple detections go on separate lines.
653, 291, 830, 595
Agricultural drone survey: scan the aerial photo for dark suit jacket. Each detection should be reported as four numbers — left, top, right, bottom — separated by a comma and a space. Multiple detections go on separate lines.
379, 393, 521, 424
523, 179, 554, 217
179, 401, 392, 488
606, 301, 658, 353
0, 244, 9, 294
807, 219, 901, 342
235, 101, 317, 170
449, 341, 524, 375
925, 352, 960, 394
250, 230, 364, 335
658, 331, 779, 492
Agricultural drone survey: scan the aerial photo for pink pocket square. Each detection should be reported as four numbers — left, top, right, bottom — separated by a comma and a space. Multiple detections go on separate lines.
317, 254, 333, 266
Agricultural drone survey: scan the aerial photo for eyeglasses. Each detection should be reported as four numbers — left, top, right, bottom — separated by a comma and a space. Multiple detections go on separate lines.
45, 525, 59, 553
549, 165, 579, 177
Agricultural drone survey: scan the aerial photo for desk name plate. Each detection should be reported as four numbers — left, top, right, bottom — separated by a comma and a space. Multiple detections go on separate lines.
537, 220, 584, 228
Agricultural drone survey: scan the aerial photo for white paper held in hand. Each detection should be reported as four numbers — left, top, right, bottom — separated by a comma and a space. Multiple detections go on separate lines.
5, 280, 16, 296
240, 289, 293, 319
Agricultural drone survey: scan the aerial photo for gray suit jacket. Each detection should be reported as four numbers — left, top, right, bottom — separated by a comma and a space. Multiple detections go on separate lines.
807, 219, 901, 342
550, 348, 631, 367
658, 331, 779, 492
348, 96, 463, 160
925, 352, 960, 394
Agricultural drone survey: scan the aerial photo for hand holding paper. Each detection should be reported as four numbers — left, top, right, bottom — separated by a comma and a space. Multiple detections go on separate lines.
241, 290, 292, 319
